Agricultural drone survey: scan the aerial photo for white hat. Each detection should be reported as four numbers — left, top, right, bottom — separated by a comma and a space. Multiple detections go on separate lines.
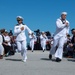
61, 12, 67, 15
5, 30, 7, 32
42, 31, 45, 33
16, 16, 23, 20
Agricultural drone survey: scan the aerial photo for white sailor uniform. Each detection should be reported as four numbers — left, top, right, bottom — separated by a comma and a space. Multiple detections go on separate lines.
40, 34, 47, 51
50, 18, 70, 59
29, 34, 36, 51
14, 23, 32, 62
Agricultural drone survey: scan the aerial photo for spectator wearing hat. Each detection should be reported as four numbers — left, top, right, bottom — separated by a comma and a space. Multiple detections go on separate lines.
2, 30, 11, 56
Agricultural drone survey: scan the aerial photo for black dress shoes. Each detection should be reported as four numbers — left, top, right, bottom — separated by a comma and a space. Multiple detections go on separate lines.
32, 50, 34, 52
56, 58, 61, 62
49, 54, 52, 60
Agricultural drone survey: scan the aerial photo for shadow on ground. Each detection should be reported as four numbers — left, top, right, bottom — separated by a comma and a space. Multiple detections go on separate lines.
40, 58, 50, 61
67, 58, 75, 62
41, 58, 62, 63
5, 58, 22, 61
40, 58, 56, 62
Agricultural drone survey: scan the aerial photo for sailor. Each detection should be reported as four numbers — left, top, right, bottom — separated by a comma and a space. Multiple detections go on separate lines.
14, 16, 32, 62
40, 32, 48, 52
49, 12, 70, 62
29, 33, 37, 52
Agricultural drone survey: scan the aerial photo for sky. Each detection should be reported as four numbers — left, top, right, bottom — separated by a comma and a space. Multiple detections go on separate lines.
0, 0, 75, 35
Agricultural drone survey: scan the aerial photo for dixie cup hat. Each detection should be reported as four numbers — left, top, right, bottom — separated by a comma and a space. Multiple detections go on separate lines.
61, 12, 67, 15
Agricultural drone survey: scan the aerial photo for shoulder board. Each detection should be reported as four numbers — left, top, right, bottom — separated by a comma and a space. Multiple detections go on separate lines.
22, 23, 26, 25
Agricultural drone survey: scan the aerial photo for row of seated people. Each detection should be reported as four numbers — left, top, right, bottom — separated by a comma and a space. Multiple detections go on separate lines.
63, 28, 75, 58
0, 29, 16, 59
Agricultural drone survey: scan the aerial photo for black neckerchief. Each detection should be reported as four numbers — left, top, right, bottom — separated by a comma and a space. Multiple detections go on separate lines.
1, 34, 5, 42
60, 19, 66, 24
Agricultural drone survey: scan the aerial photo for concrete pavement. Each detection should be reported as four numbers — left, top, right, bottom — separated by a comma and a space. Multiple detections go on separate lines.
0, 50, 75, 75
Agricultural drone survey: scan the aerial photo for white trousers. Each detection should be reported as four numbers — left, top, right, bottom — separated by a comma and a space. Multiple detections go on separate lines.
30, 40, 34, 51
41, 40, 46, 50
0, 45, 4, 55
16, 40, 27, 60
50, 35, 66, 59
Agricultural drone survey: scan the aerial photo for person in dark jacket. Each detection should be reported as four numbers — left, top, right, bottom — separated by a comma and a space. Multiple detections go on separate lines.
67, 29, 75, 58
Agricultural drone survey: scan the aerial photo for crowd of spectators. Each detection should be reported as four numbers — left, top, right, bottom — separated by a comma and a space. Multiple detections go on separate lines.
63, 28, 75, 58
0, 28, 75, 59
0, 29, 16, 59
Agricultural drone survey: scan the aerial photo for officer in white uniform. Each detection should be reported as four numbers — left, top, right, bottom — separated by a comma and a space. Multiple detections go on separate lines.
14, 16, 32, 62
49, 12, 70, 62
29, 33, 36, 52
40, 32, 48, 52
